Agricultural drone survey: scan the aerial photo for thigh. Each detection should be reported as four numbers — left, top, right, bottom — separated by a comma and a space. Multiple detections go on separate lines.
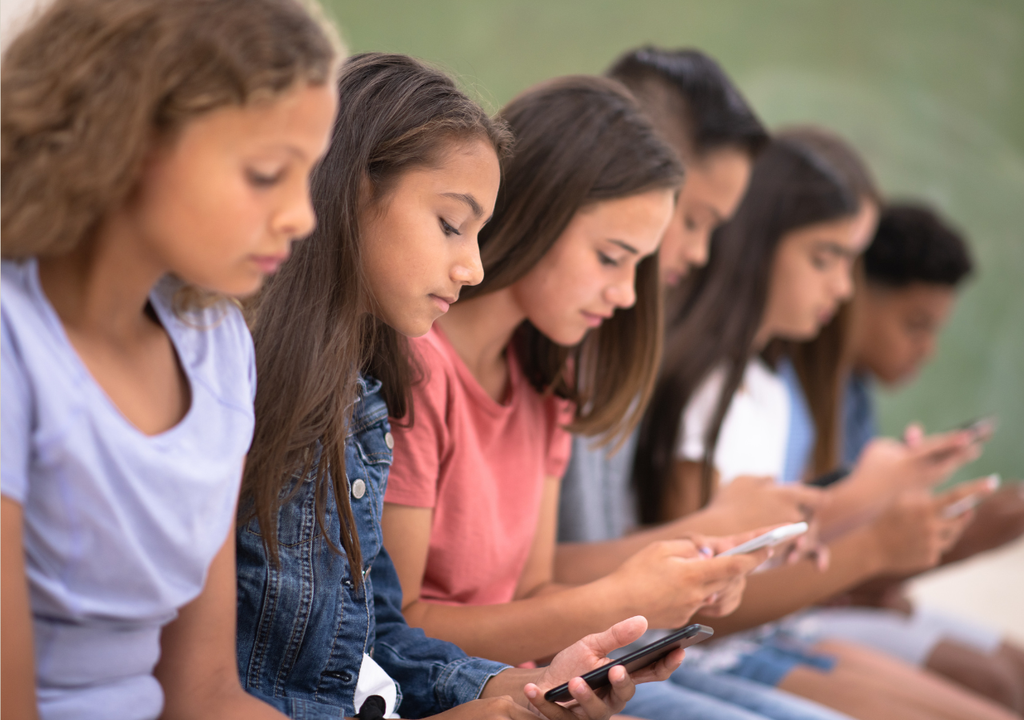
779, 639, 1018, 720
669, 666, 853, 720
624, 676, 770, 720
926, 640, 1023, 712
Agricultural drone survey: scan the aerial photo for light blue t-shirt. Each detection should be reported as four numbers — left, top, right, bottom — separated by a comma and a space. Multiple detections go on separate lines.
1, 259, 256, 720
778, 357, 816, 484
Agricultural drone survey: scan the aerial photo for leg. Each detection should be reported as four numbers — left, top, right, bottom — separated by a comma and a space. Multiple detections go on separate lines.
624, 675, 774, 720
778, 639, 1019, 720
669, 666, 853, 720
926, 640, 1024, 713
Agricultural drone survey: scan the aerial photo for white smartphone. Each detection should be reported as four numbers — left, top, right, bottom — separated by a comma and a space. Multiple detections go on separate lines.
941, 474, 1001, 519
718, 522, 809, 557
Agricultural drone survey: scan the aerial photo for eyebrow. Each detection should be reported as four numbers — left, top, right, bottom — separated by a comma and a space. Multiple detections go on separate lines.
609, 239, 640, 255
442, 192, 484, 219
814, 240, 860, 259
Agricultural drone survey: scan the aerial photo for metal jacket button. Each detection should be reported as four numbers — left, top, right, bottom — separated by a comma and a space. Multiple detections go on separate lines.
384, 432, 394, 449
351, 478, 366, 499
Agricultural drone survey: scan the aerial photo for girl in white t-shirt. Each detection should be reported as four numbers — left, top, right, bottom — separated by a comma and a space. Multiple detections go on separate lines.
632, 128, 1008, 720
1, 2, 339, 718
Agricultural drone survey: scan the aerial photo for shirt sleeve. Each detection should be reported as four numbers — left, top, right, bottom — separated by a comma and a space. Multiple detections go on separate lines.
384, 340, 452, 508
1, 310, 33, 504
676, 366, 727, 461
370, 544, 508, 716
543, 398, 575, 479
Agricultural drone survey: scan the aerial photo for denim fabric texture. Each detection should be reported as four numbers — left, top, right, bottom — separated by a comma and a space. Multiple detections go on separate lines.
236, 376, 508, 719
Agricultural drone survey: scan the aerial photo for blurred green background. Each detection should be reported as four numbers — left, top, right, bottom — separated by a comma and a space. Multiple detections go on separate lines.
326, 0, 1023, 482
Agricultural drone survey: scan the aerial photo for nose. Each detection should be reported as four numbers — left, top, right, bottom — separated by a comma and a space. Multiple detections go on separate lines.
274, 177, 317, 241
833, 263, 855, 302
685, 230, 711, 269
605, 268, 637, 309
451, 238, 484, 287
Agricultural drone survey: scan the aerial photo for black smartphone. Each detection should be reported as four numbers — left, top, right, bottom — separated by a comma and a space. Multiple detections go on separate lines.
542, 624, 714, 703
955, 415, 997, 442
807, 468, 849, 488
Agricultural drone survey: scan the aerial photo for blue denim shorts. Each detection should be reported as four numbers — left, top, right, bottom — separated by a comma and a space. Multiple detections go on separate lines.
727, 635, 837, 686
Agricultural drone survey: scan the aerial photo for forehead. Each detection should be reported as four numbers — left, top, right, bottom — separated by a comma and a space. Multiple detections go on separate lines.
680, 148, 752, 211
872, 282, 957, 315
571, 189, 676, 254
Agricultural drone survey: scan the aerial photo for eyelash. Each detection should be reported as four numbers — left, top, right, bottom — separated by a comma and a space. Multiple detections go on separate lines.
440, 219, 461, 236
811, 255, 832, 271
598, 252, 619, 268
246, 169, 284, 188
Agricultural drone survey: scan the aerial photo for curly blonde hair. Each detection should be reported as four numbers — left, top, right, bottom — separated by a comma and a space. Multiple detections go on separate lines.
1, 0, 341, 261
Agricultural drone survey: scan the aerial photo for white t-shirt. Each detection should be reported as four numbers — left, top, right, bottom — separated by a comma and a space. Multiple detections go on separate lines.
676, 358, 790, 485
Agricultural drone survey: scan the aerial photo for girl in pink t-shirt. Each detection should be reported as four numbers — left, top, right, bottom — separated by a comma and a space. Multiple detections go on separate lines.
383, 77, 774, 667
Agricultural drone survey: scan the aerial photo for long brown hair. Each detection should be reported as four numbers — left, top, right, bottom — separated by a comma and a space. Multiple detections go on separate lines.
633, 129, 873, 523
460, 76, 684, 445
241, 54, 512, 575
780, 127, 881, 476
2, 0, 338, 261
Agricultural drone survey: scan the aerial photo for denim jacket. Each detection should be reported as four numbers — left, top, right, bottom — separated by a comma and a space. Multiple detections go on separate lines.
237, 376, 508, 719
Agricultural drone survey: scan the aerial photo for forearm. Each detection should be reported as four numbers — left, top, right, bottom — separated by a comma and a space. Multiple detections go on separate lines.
816, 479, 889, 542
553, 507, 736, 585
694, 526, 886, 635
403, 578, 629, 666
479, 668, 540, 706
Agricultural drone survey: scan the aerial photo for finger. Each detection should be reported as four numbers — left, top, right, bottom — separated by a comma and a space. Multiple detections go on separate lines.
524, 683, 574, 720
566, 675, 620, 719
657, 538, 703, 558
628, 647, 684, 684
903, 423, 925, 446
577, 616, 648, 657
604, 664, 636, 712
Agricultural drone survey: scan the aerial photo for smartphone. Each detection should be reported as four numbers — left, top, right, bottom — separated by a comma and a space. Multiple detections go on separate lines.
941, 474, 1001, 519
807, 468, 849, 488
717, 522, 809, 557
543, 624, 714, 703
955, 416, 997, 442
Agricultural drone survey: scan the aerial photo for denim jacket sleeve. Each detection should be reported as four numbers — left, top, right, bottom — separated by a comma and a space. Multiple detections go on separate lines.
370, 543, 509, 717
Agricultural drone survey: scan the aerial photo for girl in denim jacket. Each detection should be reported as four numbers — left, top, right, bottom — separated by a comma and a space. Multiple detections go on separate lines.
235, 53, 680, 720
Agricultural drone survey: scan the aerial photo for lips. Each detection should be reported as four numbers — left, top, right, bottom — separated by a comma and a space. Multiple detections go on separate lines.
251, 254, 289, 275
581, 310, 612, 328
430, 294, 458, 314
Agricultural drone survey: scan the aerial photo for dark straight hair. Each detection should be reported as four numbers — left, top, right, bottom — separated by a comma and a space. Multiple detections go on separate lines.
241, 53, 512, 578
607, 46, 769, 162
633, 129, 872, 523
458, 75, 684, 445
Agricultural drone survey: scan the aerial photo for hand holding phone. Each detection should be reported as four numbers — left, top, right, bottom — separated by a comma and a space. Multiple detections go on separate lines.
717, 522, 809, 557
543, 624, 714, 703
941, 474, 1001, 519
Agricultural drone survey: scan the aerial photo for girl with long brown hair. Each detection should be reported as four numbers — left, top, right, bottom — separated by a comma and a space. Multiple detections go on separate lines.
235, 53, 679, 720
631, 129, 1011, 720
0, 1, 339, 718
380, 74, 774, 670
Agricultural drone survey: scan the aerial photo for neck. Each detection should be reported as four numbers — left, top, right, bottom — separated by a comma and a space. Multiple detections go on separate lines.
37, 211, 168, 339
437, 287, 526, 382
750, 322, 772, 353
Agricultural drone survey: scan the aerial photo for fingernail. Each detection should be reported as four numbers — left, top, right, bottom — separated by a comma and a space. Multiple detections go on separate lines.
987, 474, 1001, 490
525, 686, 538, 699
698, 546, 713, 558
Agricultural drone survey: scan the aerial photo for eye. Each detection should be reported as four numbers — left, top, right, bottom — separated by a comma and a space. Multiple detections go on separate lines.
440, 218, 462, 236
684, 216, 699, 232
810, 253, 832, 271
597, 251, 619, 268
246, 168, 285, 188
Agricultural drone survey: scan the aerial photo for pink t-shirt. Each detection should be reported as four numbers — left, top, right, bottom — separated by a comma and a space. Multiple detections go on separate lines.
385, 326, 573, 607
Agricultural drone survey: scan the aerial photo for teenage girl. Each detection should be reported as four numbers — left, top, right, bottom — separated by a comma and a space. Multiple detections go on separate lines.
632, 129, 1012, 720
234, 53, 678, 720
554, 47, 857, 720
782, 204, 1024, 712
0, 1, 338, 719
379, 75, 773, 670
